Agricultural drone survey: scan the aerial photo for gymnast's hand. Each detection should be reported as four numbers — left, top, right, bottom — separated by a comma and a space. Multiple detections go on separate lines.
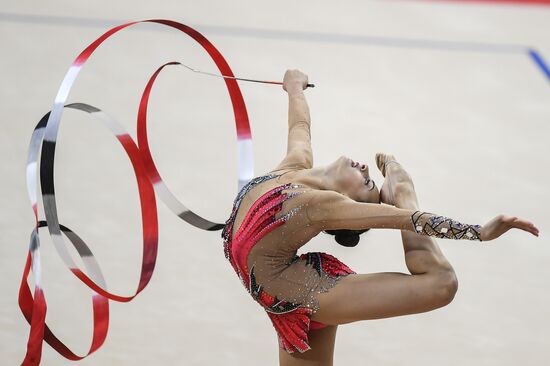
283, 69, 309, 93
480, 215, 539, 241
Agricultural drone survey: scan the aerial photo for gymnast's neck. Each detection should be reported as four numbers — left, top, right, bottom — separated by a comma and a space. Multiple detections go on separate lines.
288, 166, 336, 192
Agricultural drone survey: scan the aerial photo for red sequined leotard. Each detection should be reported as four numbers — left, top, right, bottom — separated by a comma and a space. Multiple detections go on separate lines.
222, 172, 355, 353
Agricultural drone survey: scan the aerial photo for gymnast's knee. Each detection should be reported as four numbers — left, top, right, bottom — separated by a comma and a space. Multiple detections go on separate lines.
432, 269, 459, 307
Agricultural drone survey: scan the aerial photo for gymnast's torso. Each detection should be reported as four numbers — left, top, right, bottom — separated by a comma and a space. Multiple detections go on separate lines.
222, 168, 350, 313
231, 170, 316, 258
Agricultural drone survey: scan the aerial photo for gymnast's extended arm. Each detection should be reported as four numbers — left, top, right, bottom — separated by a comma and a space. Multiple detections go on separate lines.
273, 69, 313, 171
305, 190, 539, 242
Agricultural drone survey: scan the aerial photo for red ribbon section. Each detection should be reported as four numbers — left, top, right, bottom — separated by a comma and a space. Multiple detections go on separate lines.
21, 19, 253, 365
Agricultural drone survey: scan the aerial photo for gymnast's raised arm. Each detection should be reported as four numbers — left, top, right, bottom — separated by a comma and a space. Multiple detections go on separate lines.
273, 69, 313, 171
305, 190, 539, 242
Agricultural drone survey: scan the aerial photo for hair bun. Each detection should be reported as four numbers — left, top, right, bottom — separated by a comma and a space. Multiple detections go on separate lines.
335, 232, 360, 247
324, 229, 368, 247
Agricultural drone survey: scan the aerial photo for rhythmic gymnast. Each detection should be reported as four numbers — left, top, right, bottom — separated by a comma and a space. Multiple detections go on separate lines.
221, 69, 539, 366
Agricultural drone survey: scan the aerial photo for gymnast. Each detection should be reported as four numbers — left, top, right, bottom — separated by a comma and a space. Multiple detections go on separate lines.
221, 69, 539, 365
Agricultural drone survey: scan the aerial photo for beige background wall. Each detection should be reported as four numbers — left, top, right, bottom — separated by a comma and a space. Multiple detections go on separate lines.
1, 1, 549, 365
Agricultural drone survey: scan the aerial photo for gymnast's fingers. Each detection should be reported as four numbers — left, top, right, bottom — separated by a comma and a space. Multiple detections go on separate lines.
511, 218, 540, 236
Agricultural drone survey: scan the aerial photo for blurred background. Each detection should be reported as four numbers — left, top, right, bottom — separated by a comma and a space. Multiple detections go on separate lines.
1, 1, 549, 365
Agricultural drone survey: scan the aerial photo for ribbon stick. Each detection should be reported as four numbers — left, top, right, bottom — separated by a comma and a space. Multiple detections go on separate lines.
22, 19, 258, 365
179, 63, 316, 88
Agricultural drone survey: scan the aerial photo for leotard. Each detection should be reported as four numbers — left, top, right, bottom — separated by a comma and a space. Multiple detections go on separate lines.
222, 172, 355, 353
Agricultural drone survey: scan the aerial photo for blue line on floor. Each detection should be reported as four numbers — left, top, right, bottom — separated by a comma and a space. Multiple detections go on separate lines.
528, 49, 550, 83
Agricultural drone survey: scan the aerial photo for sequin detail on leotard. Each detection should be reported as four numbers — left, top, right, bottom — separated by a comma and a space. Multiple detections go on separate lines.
222, 173, 303, 288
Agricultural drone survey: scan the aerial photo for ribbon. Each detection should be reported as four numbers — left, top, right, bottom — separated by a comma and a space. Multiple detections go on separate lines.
22, 19, 254, 365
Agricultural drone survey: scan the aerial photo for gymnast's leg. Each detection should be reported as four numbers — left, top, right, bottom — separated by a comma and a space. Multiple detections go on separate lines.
280, 155, 458, 365
310, 154, 458, 325
278, 325, 338, 366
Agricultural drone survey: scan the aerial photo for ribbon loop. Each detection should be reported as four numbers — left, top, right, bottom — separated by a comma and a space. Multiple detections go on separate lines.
22, 20, 255, 365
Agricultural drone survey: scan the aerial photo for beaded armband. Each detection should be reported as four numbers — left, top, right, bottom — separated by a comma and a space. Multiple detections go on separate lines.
411, 211, 482, 241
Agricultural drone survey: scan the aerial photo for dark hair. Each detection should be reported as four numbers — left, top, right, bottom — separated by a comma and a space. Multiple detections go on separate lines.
324, 229, 369, 247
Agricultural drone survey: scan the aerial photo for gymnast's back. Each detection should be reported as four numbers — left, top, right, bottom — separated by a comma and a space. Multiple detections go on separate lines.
222, 168, 325, 304
222, 161, 369, 353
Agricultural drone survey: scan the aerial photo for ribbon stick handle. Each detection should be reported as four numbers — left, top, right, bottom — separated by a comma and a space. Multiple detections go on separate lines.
268, 81, 315, 88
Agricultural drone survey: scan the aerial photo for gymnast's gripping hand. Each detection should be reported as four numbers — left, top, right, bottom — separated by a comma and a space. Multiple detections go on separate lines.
479, 215, 539, 241
283, 69, 309, 93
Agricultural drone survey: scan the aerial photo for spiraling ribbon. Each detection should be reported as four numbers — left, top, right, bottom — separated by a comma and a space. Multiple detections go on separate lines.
21, 19, 256, 365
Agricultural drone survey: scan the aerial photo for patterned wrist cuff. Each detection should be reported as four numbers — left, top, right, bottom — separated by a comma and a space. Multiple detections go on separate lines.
412, 211, 482, 241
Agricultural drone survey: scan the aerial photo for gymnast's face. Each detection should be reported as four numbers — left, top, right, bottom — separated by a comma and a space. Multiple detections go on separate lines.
326, 156, 380, 203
